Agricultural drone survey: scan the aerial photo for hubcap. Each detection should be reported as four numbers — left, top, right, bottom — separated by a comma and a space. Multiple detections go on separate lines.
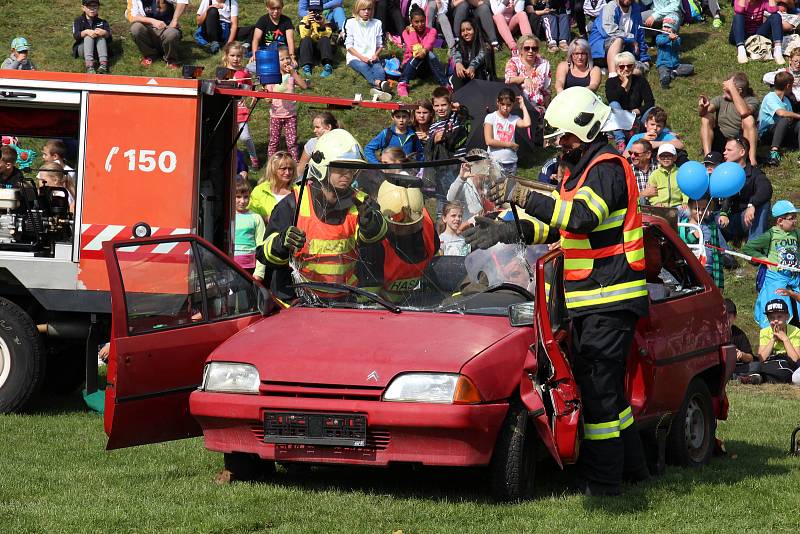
0, 336, 11, 389
684, 395, 706, 454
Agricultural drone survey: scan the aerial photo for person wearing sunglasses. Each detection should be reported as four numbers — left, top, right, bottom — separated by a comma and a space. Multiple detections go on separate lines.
605, 51, 655, 152
504, 34, 551, 111
588, 0, 650, 74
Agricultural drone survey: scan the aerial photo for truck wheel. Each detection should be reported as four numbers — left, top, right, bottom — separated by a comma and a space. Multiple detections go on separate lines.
667, 379, 715, 467
0, 297, 45, 413
490, 402, 537, 501
223, 452, 276, 482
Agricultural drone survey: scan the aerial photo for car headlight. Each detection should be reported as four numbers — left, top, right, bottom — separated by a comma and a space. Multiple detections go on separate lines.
201, 362, 260, 394
382, 373, 482, 404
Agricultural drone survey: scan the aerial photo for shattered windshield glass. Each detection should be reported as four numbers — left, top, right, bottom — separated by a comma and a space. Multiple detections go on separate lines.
288, 154, 548, 315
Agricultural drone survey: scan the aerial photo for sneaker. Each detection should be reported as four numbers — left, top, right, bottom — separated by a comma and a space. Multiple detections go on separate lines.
737, 48, 748, 64
380, 80, 391, 92
370, 87, 392, 102
208, 41, 221, 54
738, 373, 762, 385
86, 65, 96, 74
559, 40, 569, 52
491, 41, 502, 51
397, 81, 409, 97
140, 56, 154, 67
320, 64, 333, 78
775, 51, 786, 65
615, 140, 627, 153
250, 156, 261, 169
768, 149, 781, 166
712, 16, 722, 29
548, 41, 558, 53
302, 64, 313, 77
660, 78, 670, 89
97, 63, 108, 74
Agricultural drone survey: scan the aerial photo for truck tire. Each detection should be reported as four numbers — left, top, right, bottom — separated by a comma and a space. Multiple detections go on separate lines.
0, 297, 46, 413
223, 452, 276, 482
666, 379, 716, 467
490, 402, 537, 501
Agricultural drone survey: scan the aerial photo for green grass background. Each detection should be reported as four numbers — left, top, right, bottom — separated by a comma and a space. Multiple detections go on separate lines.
2, 2, 800, 532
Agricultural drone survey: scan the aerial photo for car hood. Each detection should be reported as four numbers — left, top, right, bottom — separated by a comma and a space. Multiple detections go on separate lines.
211, 307, 518, 387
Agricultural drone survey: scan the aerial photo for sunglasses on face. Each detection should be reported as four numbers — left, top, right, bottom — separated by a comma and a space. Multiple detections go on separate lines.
618, 64, 634, 70
629, 151, 649, 156
523, 45, 539, 52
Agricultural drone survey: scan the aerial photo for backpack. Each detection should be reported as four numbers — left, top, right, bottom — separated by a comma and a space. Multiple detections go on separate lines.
681, 0, 704, 22
745, 35, 773, 61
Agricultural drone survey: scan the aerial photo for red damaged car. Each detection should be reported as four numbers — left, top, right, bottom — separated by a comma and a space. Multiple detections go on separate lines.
102, 201, 735, 500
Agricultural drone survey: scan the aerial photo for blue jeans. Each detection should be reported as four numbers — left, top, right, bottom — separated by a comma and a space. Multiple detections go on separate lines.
325, 7, 347, 32
348, 59, 385, 87
754, 269, 800, 327
399, 52, 449, 86
608, 101, 653, 144
544, 13, 570, 43
729, 13, 782, 46
719, 204, 769, 246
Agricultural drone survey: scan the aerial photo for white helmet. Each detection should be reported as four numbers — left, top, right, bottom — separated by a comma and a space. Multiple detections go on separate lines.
544, 87, 611, 143
307, 129, 365, 183
377, 179, 424, 233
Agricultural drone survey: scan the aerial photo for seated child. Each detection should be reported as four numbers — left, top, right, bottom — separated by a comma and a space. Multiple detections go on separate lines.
758, 71, 800, 166
72, 0, 112, 74
234, 178, 266, 280
757, 299, 800, 384
364, 109, 424, 163
439, 201, 470, 256
0, 146, 24, 187
397, 6, 450, 97
655, 20, 693, 89
743, 200, 800, 328
38, 162, 76, 212
38, 140, 76, 183
344, 0, 393, 102
724, 298, 759, 382
642, 143, 687, 209
624, 107, 685, 155
2, 37, 36, 70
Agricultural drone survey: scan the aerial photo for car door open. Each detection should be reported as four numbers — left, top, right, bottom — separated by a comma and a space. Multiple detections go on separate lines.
102, 235, 267, 450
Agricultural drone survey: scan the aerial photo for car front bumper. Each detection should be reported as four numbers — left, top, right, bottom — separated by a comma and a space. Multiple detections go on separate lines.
190, 392, 509, 466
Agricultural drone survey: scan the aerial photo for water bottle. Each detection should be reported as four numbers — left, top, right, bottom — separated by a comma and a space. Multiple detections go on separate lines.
255, 44, 281, 85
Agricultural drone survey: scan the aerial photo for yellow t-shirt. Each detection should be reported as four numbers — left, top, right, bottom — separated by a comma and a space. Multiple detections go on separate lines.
758, 323, 800, 356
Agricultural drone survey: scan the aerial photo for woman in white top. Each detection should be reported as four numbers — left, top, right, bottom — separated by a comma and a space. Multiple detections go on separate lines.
345, 0, 392, 101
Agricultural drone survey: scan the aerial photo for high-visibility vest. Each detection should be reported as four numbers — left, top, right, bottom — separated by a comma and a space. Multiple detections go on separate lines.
293, 184, 361, 288
381, 211, 436, 302
557, 153, 647, 309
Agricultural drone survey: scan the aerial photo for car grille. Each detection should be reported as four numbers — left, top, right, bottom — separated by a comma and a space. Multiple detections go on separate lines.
260, 381, 384, 401
250, 425, 391, 450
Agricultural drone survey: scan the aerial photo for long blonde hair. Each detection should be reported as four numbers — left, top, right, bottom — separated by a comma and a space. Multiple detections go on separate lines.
259, 151, 297, 190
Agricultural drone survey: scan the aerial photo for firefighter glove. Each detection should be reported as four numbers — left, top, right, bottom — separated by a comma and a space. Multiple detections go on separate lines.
357, 198, 387, 242
271, 226, 306, 260
463, 216, 518, 250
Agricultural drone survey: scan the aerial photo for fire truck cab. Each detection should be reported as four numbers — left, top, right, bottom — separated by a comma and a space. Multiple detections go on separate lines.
0, 70, 240, 412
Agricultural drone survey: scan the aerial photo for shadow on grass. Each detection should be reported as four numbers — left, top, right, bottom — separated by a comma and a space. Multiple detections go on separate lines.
22, 390, 96, 416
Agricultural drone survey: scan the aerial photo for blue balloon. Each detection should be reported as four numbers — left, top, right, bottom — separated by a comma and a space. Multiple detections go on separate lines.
676, 161, 709, 200
709, 161, 746, 198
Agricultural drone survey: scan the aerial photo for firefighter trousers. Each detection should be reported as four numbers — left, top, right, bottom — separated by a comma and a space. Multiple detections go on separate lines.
572, 310, 649, 488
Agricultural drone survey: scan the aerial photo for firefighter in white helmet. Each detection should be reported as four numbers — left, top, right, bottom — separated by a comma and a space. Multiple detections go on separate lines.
358, 177, 438, 303
257, 129, 387, 301
465, 86, 650, 495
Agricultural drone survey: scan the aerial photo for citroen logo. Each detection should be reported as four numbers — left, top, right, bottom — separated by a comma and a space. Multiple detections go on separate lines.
366, 370, 379, 382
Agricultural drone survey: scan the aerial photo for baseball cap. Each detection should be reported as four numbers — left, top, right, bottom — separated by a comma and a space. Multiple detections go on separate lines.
10, 37, 29, 52
765, 299, 789, 315
772, 200, 797, 218
703, 151, 723, 165
82, 0, 100, 5
657, 143, 677, 156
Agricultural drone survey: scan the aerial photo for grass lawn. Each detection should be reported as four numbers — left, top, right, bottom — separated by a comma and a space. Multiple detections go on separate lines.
0, 386, 798, 533
2, 1, 800, 532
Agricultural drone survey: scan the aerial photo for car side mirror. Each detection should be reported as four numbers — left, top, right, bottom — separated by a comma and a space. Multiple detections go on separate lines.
508, 302, 535, 327
256, 283, 279, 316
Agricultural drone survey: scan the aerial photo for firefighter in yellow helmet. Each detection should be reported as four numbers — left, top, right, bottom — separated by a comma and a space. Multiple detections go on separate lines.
465, 86, 650, 495
359, 176, 438, 303
257, 129, 387, 301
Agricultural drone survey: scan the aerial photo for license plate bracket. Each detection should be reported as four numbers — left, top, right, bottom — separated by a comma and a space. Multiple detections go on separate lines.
263, 412, 367, 447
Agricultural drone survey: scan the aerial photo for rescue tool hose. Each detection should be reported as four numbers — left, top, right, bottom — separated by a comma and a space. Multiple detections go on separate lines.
706, 244, 800, 273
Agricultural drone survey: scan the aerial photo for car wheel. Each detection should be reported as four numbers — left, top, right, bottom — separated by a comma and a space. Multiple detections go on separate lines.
490, 402, 537, 501
223, 452, 276, 482
0, 297, 45, 413
667, 378, 716, 467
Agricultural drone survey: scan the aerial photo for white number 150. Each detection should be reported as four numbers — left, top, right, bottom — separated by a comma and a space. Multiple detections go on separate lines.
122, 149, 177, 173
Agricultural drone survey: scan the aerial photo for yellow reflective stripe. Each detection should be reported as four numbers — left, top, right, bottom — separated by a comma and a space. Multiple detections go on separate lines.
561, 237, 592, 249
565, 279, 648, 308
624, 227, 643, 242
300, 261, 356, 276
299, 189, 311, 217
619, 406, 634, 430
263, 233, 289, 265
626, 247, 645, 263
307, 237, 356, 255
564, 258, 594, 270
358, 215, 388, 244
574, 186, 610, 222
584, 420, 621, 440
550, 198, 574, 230
531, 218, 550, 244
595, 208, 627, 231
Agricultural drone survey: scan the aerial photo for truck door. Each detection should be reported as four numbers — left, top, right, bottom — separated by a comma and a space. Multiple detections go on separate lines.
102, 235, 267, 450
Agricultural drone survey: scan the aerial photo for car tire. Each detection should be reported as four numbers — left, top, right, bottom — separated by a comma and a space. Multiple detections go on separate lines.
490, 402, 537, 501
223, 452, 276, 482
666, 378, 716, 467
0, 297, 46, 413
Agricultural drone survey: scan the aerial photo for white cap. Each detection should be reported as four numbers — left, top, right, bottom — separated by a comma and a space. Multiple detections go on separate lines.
657, 143, 677, 156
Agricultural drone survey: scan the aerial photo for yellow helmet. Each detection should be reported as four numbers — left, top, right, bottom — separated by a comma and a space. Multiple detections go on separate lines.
307, 129, 365, 183
377, 179, 424, 232
543, 86, 610, 143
